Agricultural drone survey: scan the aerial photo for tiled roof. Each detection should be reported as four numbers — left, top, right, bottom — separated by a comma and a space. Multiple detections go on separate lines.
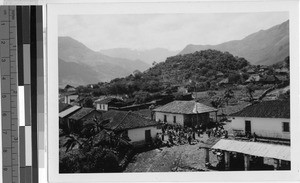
59, 103, 72, 112
275, 75, 289, 81
102, 110, 158, 131
94, 97, 122, 104
63, 91, 78, 96
261, 75, 277, 82
59, 105, 81, 118
69, 107, 95, 120
153, 100, 218, 114
64, 84, 75, 89
230, 100, 290, 118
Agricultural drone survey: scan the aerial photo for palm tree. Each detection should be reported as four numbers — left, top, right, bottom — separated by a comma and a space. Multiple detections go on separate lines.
81, 115, 104, 138
63, 134, 84, 152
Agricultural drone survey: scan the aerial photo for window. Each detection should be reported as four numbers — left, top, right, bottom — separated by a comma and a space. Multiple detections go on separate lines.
282, 122, 289, 132
173, 116, 176, 123
164, 115, 167, 122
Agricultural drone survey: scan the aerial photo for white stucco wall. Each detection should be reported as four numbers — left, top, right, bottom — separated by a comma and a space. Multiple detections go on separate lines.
155, 112, 185, 126
64, 95, 78, 104
231, 117, 290, 139
128, 126, 160, 142
96, 103, 108, 111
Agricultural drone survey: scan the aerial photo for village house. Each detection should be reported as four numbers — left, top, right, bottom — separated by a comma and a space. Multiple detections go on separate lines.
216, 71, 224, 78
59, 105, 81, 133
101, 110, 161, 147
245, 74, 261, 83
229, 100, 290, 140
94, 97, 125, 111
153, 100, 218, 127
68, 107, 102, 134
64, 84, 76, 92
217, 78, 233, 87
202, 100, 291, 171
210, 138, 290, 171
260, 75, 278, 84
246, 68, 256, 74
177, 86, 189, 94
63, 92, 79, 104
275, 75, 289, 83
275, 68, 289, 75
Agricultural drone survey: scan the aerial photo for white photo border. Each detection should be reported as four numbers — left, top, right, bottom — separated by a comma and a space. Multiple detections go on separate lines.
47, 1, 300, 182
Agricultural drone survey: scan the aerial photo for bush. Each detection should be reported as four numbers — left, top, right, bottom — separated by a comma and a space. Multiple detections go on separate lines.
59, 149, 82, 173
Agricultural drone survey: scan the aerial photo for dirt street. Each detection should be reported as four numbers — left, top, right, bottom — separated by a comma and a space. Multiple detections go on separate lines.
125, 134, 220, 172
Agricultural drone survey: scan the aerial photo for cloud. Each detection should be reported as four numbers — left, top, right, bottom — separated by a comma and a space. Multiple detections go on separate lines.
58, 12, 288, 51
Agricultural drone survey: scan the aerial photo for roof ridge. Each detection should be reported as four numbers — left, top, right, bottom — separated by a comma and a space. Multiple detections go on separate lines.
114, 111, 130, 130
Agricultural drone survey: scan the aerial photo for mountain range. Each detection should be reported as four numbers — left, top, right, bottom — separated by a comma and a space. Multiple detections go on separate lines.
59, 20, 289, 87
179, 20, 289, 65
58, 37, 150, 87
99, 48, 179, 65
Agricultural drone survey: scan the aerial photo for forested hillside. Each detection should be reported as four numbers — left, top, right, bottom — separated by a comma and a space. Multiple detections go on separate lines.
85, 50, 250, 97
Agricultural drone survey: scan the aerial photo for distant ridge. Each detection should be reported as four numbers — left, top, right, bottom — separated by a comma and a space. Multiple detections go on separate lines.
99, 48, 179, 65
179, 20, 289, 65
58, 36, 150, 86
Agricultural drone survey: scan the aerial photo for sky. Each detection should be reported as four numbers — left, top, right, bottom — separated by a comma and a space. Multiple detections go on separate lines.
58, 12, 289, 51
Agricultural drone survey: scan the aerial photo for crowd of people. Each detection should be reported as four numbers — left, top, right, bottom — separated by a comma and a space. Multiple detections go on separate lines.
156, 122, 228, 147
206, 125, 228, 138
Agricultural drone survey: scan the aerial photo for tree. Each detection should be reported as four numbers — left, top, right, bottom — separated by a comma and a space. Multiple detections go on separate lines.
242, 84, 256, 103
82, 97, 94, 108
223, 89, 234, 105
61, 123, 133, 173
228, 73, 241, 84
210, 96, 224, 109
81, 116, 104, 139
133, 91, 151, 104
207, 90, 216, 98
284, 56, 290, 69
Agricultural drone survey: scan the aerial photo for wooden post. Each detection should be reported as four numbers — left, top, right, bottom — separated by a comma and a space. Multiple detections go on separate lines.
274, 159, 279, 170
244, 154, 250, 171
224, 151, 230, 170
205, 148, 210, 163
215, 111, 218, 123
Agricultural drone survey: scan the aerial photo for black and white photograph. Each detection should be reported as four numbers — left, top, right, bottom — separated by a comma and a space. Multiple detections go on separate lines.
58, 12, 292, 173
46, 1, 300, 182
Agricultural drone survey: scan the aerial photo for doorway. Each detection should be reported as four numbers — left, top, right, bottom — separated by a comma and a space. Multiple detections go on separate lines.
145, 129, 151, 144
245, 120, 251, 135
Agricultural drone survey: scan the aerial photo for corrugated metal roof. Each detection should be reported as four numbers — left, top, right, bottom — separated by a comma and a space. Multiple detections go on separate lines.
211, 139, 290, 161
153, 101, 217, 114
59, 105, 81, 118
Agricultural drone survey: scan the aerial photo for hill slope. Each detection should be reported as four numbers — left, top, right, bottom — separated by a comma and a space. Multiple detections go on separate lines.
59, 59, 100, 87
179, 20, 289, 65
58, 37, 150, 86
103, 50, 251, 96
99, 48, 179, 65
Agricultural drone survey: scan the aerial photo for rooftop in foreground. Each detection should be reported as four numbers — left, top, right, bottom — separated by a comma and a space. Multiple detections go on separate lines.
212, 139, 290, 161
